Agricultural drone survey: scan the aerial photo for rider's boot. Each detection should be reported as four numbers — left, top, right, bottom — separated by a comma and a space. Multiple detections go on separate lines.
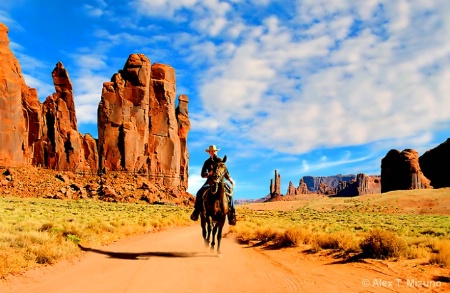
227, 194, 236, 225
228, 210, 236, 226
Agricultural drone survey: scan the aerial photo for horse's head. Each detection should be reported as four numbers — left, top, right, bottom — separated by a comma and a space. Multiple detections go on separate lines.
210, 156, 228, 194
211, 155, 227, 183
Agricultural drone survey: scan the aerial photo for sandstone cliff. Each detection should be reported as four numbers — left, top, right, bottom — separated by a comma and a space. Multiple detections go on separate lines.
98, 54, 190, 194
302, 175, 356, 192
33, 62, 98, 172
285, 178, 309, 195
419, 138, 450, 189
0, 23, 40, 165
0, 24, 192, 204
269, 169, 281, 197
335, 174, 381, 196
381, 149, 431, 193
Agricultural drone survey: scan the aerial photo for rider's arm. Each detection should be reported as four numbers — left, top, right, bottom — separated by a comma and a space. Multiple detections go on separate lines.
200, 159, 210, 178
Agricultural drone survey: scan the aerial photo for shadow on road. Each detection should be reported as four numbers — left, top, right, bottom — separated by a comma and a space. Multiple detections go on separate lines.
78, 244, 217, 260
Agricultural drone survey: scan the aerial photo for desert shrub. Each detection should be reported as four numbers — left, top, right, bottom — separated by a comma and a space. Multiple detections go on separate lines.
276, 227, 312, 247
254, 226, 282, 243
430, 240, 450, 267
311, 232, 340, 252
360, 229, 406, 259
334, 230, 361, 253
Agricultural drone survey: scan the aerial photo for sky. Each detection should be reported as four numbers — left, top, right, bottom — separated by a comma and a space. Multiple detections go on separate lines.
1, 0, 449, 200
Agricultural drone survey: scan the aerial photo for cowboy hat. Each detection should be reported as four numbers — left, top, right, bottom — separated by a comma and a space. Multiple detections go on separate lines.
205, 145, 220, 152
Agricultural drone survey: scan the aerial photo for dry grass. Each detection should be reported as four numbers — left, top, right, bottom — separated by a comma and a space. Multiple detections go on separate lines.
430, 240, 450, 267
232, 189, 450, 265
0, 197, 191, 279
359, 229, 407, 259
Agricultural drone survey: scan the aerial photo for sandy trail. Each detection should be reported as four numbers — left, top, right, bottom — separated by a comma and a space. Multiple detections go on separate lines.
0, 225, 447, 293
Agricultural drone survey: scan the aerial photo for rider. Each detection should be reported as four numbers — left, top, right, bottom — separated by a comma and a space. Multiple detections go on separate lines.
190, 145, 237, 225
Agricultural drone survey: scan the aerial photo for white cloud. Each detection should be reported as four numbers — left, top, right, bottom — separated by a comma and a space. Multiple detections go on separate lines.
75, 104, 98, 124
300, 153, 374, 174
189, 0, 450, 155
0, 11, 22, 31
187, 165, 205, 194
22, 74, 54, 99
94, 29, 153, 46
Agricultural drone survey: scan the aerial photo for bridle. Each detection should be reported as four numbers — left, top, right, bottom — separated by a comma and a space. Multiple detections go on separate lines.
211, 162, 226, 194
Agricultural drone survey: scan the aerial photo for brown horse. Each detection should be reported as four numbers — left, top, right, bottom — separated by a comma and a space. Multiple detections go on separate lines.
200, 156, 229, 255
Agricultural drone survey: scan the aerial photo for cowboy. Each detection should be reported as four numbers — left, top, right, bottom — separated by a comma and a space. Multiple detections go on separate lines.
190, 145, 237, 225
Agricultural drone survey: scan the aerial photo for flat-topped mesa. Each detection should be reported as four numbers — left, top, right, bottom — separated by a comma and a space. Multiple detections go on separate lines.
335, 173, 381, 196
33, 62, 98, 172
98, 54, 190, 193
0, 23, 40, 165
381, 149, 431, 193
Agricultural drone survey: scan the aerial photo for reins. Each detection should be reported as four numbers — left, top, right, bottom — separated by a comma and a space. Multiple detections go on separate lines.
210, 163, 226, 195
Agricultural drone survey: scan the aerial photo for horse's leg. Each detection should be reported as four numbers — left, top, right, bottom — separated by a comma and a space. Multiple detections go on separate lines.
216, 219, 225, 255
201, 216, 209, 247
211, 224, 218, 251
207, 219, 212, 242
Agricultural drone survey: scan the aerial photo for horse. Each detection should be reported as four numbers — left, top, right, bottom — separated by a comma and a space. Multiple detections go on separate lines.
200, 155, 229, 255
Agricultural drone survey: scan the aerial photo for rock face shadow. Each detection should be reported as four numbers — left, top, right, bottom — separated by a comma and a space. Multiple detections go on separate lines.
78, 244, 217, 260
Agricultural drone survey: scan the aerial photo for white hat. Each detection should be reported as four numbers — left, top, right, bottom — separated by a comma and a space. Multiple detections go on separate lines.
205, 145, 220, 152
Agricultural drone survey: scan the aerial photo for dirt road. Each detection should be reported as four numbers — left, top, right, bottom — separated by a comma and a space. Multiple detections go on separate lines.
0, 225, 447, 293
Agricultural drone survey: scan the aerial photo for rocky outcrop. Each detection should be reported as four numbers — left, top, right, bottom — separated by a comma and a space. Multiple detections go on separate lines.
285, 178, 309, 195
317, 182, 331, 195
33, 62, 98, 172
98, 54, 151, 172
148, 63, 183, 190
0, 23, 40, 165
381, 149, 431, 193
302, 175, 356, 192
0, 166, 193, 205
176, 94, 190, 189
335, 173, 381, 196
269, 170, 281, 197
98, 55, 190, 194
419, 138, 450, 188
0, 23, 193, 205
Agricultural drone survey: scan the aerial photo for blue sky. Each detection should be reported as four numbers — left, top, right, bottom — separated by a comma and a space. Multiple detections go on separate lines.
1, 0, 449, 200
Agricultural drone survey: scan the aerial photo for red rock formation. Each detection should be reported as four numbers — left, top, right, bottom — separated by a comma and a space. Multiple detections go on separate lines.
33, 62, 98, 172
98, 55, 190, 193
419, 138, 450, 188
98, 54, 151, 172
176, 94, 190, 190
269, 170, 281, 197
148, 63, 183, 190
285, 178, 309, 195
335, 173, 381, 196
381, 149, 431, 193
317, 182, 331, 195
0, 23, 40, 165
